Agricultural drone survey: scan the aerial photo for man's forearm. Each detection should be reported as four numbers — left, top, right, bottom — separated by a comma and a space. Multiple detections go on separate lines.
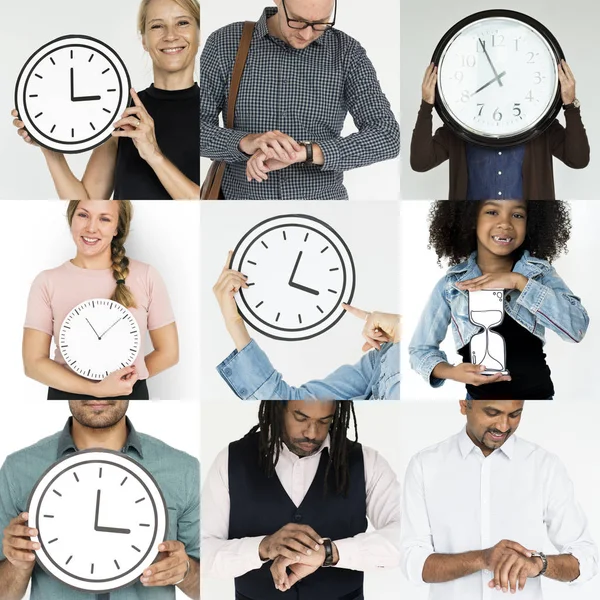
545, 554, 580, 583
0, 560, 32, 600
178, 558, 200, 600
422, 551, 484, 583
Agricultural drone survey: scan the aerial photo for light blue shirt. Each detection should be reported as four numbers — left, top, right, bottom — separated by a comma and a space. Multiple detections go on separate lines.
217, 339, 400, 400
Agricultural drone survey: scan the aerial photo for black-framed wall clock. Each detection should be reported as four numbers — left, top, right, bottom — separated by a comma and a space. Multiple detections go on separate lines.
15, 35, 130, 153
59, 299, 140, 380
431, 10, 565, 147
27, 449, 168, 593
230, 214, 356, 341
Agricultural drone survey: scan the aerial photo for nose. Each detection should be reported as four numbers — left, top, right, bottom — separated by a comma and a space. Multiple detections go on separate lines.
298, 26, 314, 41
86, 218, 99, 233
494, 416, 509, 433
163, 24, 179, 40
302, 421, 318, 439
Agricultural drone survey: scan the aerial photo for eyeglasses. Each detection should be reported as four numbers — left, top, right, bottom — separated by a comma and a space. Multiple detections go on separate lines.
281, 0, 337, 31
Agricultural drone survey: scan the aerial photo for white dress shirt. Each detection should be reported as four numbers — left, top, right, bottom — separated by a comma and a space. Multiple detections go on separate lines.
400, 428, 598, 600
202, 434, 401, 578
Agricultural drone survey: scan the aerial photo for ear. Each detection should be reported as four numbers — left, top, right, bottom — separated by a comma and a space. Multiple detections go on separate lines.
459, 400, 468, 415
142, 34, 148, 52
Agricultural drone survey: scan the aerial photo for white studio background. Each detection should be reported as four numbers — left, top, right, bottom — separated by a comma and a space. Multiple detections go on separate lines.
400, 0, 600, 200
0, 0, 199, 200
200, 201, 400, 400
200, 0, 401, 201
0, 398, 200, 600
398, 399, 600, 600
0, 201, 200, 400
201, 399, 403, 599
400, 200, 598, 401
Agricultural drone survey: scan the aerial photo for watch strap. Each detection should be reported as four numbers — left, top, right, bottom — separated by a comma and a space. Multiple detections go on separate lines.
531, 551, 548, 577
322, 538, 333, 567
563, 98, 580, 110
301, 141, 314, 164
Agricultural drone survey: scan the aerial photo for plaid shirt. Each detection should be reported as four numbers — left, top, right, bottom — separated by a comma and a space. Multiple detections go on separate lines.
200, 7, 400, 200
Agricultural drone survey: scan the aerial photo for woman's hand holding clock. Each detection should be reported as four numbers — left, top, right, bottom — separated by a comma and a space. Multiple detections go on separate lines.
93, 366, 139, 398
11, 109, 38, 146
342, 304, 401, 351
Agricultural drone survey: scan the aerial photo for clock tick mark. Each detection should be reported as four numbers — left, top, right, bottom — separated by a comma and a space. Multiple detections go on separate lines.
276, 312, 281, 322
35, 74, 43, 79
102, 68, 110, 74
88, 53, 94, 62
70, 50, 73, 59
255, 301, 264, 308
329, 267, 339, 272
66, 555, 73, 565
29, 94, 38, 98
102, 108, 111, 113
261, 241, 268, 249
283, 231, 287, 240
99, 467, 102, 479
320, 246, 329, 253
91, 563, 94, 574
48, 538, 58, 544
90, 122, 95, 131
114, 559, 120, 570
120, 476, 128, 486
298, 314, 302, 324
246, 282, 255, 286
34, 112, 43, 118
43, 515, 55, 518
73, 472, 79, 483
248, 260, 257, 265
50, 57, 56, 66
327, 289, 337, 294
107, 89, 116, 92
304, 233, 309, 242
71, 128, 74, 138
53, 489, 62, 497
135, 497, 146, 504
139, 523, 150, 527
132, 545, 141, 552
316, 305, 324, 314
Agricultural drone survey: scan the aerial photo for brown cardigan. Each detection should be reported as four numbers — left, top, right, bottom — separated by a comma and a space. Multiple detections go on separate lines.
410, 100, 590, 199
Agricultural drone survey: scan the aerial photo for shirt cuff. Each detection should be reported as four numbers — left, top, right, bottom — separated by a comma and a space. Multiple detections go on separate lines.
333, 538, 360, 570
403, 547, 434, 586
216, 339, 275, 399
568, 549, 598, 585
417, 353, 447, 388
241, 536, 269, 572
316, 138, 343, 172
516, 277, 547, 313
229, 129, 252, 162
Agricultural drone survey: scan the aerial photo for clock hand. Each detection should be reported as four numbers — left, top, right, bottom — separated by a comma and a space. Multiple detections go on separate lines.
478, 38, 505, 88
470, 71, 507, 97
288, 251, 303, 286
86, 318, 101, 340
94, 488, 131, 534
94, 489, 101, 529
99, 317, 123, 339
71, 68, 101, 102
70, 67, 75, 102
289, 281, 320, 296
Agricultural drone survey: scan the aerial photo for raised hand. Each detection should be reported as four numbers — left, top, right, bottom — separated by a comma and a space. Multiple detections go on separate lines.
342, 304, 401, 351
422, 63, 437, 105
558, 60, 576, 105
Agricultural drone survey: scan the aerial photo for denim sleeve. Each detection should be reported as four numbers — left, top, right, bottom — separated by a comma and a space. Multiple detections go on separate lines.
516, 267, 589, 343
200, 29, 251, 163
409, 277, 452, 388
377, 342, 400, 400
216, 339, 381, 400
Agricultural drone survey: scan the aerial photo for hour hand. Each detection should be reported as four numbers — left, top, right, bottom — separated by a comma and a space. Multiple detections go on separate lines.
70, 68, 101, 102
94, 489, 131, 534
86, 318, 101, 340
288, 251, 320, 296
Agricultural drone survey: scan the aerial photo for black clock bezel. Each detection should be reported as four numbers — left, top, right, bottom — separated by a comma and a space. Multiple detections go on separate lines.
14, 34, 131, 155
431, 9, 565, 148
26, 448, 168, 594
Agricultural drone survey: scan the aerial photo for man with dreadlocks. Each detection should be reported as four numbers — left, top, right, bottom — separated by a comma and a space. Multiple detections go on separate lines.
400, 400, 598, 599
202, 400, 401, 599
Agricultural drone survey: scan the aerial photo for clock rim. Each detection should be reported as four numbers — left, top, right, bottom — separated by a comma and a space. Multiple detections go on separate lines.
230, 214, 356, 342
430, 9, 565, 148
26, 448, 169, 594
14, 34, 131, 155
59, 298, 141, 380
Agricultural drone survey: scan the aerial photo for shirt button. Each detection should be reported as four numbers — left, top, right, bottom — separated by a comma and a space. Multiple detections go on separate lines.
498, 170, 502, 175
239, 388, 247, 396
506, 294, 511, 302
294, 513, 302, 522
223, 367, 232, 376
498, 151, 502, 156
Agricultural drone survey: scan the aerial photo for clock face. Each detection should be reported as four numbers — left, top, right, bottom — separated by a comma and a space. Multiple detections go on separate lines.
231, 215, 355, 341
433, 10, 563, 146
15, 35, 130, 153
27, 450, 168, 593
59, 299, 140, 380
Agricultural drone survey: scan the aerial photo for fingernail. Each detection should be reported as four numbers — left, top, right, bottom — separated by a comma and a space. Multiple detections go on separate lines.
306, 549, 311, 555
144, 569, 151, 576
33, 543, 40, 550
158, 544, 165, 551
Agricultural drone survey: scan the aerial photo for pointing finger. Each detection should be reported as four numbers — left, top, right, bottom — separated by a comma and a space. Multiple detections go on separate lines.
342, 303, 368, 320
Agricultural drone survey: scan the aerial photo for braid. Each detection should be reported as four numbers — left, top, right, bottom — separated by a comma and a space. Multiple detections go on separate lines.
248, 401, 358, 496
111, 237, 136, 309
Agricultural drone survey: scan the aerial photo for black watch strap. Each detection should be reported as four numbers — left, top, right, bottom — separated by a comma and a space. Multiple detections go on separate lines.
322, 538, 333, 567
301, 141, 314, 164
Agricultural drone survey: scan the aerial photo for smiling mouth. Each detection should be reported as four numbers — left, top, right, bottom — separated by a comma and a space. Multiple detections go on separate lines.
492, 235, 513, 245
82, 236, 100, 245
160, 47, 185, 54
487, 430, 508, 441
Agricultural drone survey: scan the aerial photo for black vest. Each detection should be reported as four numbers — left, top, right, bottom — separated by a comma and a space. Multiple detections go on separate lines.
228, 433, 367, 600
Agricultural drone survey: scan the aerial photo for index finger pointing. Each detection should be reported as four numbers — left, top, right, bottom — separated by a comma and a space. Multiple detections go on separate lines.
225, 250, 233, 269
342, 303, 368, 320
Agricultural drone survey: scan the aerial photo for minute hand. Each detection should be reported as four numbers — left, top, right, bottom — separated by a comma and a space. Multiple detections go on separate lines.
479, 37, 504, 87
99, 317, 123, 339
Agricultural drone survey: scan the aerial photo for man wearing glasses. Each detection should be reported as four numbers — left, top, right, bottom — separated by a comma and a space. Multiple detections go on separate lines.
200, 0, 400, 200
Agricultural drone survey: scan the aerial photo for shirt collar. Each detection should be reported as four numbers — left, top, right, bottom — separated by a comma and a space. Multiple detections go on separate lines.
258, 7, 328, 47
458, 426, 516, 460
57, 417, 144, 459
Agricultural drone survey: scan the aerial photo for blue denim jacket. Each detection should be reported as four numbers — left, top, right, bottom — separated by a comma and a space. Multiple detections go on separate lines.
217, 339, 400, 400
409, 250, 589, 387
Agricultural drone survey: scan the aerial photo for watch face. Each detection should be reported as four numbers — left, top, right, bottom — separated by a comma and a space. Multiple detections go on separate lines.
27, 449, 168, 593
432, 10, 563, 146
15, 35, 130, 153
230, 215, 356, 341
59, 299, 140, 380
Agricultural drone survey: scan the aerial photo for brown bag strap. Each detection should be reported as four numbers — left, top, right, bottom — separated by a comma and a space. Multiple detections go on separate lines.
226, 21, 255, 128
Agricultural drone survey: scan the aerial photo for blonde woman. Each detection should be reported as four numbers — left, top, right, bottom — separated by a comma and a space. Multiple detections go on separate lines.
23, 201, 179, 399
11, 0, 200, 200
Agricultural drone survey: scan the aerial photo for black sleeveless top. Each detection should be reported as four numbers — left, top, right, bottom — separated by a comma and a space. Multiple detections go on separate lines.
113, 83, 199, 199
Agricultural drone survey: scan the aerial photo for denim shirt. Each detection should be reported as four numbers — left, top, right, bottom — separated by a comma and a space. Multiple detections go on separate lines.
217, 339, 400, 400
409, 250, 589, 387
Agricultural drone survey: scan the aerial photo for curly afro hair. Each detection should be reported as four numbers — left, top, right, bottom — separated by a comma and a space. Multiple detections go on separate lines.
428, 200, 571, 266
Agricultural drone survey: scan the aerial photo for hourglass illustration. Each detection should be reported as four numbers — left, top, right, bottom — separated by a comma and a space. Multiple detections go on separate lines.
468, 289, 509, 375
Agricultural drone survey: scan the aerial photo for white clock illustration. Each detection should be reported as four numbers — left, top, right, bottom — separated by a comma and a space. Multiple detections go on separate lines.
27, 449, 168, 593
15, 34, 130, 153
230, 214, 355, 341
432, 10, 563, 146
59, 299, 140, 380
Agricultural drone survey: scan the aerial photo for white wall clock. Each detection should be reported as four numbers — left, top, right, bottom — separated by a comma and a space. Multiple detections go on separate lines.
59, 299, 140, 380
432, 10, 564, 147
230, 214, 356, 341
27, 449, 168, 593
15, 34, 130, 153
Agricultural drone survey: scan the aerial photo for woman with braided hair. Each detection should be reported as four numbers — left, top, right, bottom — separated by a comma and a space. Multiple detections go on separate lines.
22, 200, 178, 399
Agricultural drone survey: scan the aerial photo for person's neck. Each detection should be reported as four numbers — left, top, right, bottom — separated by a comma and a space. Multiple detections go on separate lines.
71, 252, 112, 270
71, 417, 128, 451
267, 12, 283, 40
465, 428, 493, 457
152, 68, 195, 91
476, 245, 514, 274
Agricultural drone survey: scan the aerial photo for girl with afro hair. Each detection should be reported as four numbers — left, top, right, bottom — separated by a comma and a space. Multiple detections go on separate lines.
409, 200, 588, 399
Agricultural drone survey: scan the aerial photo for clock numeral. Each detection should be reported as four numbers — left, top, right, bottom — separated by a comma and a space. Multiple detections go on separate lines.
514, 38, 521, 51
476, 39, 486, 52
526, 52, 538, 64
513, 103, 522, 117
526, 90, 534, 102
533, 71, 543, 85
461, 90, 470, 103
492, 108, 503, 122
459, 54, 476, 68
454, 70, 464, 82
492, 34, 504, 47
476, 103, 484, 117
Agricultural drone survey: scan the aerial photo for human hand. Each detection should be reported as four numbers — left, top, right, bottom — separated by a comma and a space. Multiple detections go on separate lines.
271, 555, 321, 592
457, 273, 528, 293
11, 109, 39, 147
482, 539, 539, 593
259, 523, 323, 562
212, 251, 249, 326
450, 363, 511, 385
342, 304, 401, 351
422, 63, 438, 105
245, 148, 306, 183
94, 366, 139, 398
111, 88, 162, 164
2, 513, 39, 572
558, 60, 576, 105
140, 540, 190, 587
240, 130, 303, 162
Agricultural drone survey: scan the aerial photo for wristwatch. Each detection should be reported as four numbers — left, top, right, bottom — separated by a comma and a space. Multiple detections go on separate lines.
322, 538, 334, 567
531, 551, 548, 577
562, 98, 580, 110
300, 141, 314, 164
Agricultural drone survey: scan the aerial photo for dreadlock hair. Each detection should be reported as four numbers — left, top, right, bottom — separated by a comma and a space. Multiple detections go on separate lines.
247, 401, 359, 497
428, 200, 571, 267
67, 201, 137, 309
